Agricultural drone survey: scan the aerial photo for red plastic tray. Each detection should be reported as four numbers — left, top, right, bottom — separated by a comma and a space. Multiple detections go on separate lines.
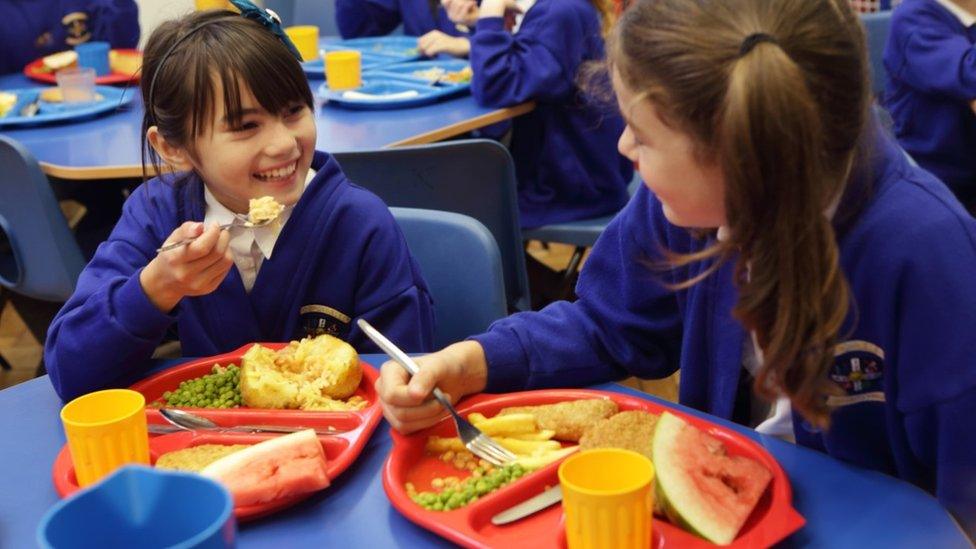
383, 389, 805, 548
52, 343, 383, 521
24, 49, 142, 85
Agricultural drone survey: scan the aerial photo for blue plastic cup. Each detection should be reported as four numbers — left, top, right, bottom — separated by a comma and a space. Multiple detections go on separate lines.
38, 465, 236, 549
75, 41, 111, 76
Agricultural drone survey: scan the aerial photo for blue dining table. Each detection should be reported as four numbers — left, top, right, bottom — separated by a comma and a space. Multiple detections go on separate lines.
0, 355, 969, 548
0, 73, 532, 181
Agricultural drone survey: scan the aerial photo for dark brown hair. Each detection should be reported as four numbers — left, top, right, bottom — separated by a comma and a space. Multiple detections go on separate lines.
610, 0, 871, 426
140, 9, 314, 180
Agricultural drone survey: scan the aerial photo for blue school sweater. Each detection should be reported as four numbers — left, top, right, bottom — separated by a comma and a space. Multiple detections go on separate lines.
0, 0, 139, 75
335, 0, 467, 38
469, 0, 632, 228
474, 132, 976, 535
883, 0, 976, 193
45, 152, 436, 401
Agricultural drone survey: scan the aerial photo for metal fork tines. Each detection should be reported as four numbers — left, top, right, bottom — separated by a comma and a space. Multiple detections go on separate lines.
356, 319, 516, 467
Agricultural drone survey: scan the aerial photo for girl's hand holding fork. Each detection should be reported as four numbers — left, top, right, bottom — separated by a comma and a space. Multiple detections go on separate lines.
140, 222, 233, 313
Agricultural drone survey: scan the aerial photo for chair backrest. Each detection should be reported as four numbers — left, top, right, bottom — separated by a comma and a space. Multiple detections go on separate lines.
390, 207, 507, 348
861, 11, 893, 96
0, 135, 86, 302
265, 0, 340, 36
335, 140, 531, 311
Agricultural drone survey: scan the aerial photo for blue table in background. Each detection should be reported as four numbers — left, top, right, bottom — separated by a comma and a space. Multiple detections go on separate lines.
0, 355, 969, 548
0, 73, 532, 181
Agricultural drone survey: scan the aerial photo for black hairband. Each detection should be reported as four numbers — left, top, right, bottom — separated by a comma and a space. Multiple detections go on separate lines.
739, 33, 778, 57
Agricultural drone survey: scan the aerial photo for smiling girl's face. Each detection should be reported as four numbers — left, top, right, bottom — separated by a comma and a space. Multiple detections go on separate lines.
180, 77, 316, 213
613, 69, 727, 229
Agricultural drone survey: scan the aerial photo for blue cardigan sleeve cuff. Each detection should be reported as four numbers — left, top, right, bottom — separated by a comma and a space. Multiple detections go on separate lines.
112, 269, 177, 339
471, 327, 529, 393
475, 16, 506, 34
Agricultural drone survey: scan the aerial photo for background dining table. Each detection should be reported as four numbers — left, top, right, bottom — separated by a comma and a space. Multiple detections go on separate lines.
0, 354, 970, 548
0, 72, 533, 181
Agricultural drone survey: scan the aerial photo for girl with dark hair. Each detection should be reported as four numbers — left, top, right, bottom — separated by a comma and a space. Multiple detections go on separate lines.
376, 0, 976, 536
45, 6, 436, 401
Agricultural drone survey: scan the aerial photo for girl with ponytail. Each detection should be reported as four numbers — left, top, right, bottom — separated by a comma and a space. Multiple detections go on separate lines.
377, 0, 976, 536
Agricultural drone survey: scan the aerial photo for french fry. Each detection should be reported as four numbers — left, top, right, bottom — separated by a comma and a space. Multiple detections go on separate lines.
467, 412, 489, 424
469, 413, 537, 436
514, 446, 579, 470
496, 437, 562, 456
505, 429, 556, 441
425, 436, 466, 454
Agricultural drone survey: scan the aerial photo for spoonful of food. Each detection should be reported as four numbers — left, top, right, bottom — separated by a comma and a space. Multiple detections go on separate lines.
158, 408, 348, 436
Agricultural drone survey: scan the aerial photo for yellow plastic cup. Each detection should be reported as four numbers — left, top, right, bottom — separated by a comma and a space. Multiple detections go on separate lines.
194, 0, 230, 10
558, 449, 655, 549
325, 50, 362, 91
285, 25, 320, 62
60, 389, 150, 487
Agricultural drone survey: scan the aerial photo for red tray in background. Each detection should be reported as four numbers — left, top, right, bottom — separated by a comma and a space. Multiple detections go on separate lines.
24, 49, 142, 85
383, 389, 805, 548
52, 343, 383, 521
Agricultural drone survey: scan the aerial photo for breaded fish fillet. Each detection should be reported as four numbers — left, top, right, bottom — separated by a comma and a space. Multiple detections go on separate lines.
499, 398, 619, 441
579, 410, 661, 459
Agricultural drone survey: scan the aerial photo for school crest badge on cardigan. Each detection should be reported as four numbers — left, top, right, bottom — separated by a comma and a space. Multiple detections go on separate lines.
827, 340, 886, 407
300, 305, 351, 339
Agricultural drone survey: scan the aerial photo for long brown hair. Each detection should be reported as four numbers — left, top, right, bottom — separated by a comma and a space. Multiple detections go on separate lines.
140, 9, 314, 180
610, 0, 871, 426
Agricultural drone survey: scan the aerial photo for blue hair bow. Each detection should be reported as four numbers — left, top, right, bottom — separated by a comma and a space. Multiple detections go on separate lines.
228, 0, 304, 62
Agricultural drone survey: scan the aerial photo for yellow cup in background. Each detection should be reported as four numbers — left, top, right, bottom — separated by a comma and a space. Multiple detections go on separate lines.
558, 448, 655, 549
60, 389, 150, 487
285, 25, 320, 62
194, 0, 230, 10
325, 50, 362, 91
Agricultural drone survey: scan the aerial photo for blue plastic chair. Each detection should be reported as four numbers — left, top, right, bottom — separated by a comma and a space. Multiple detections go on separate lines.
334, 140, 531, 312
390, 207, 507, 348
861, 11, 893, 96
265, 0, 340, 36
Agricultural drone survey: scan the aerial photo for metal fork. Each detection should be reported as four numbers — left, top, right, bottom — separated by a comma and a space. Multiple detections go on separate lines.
155, 213, 274, 253
357, 319, 517, 467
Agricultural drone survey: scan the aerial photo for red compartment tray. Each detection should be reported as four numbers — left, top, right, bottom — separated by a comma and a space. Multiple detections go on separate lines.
383, 389, 804, 548
52, 343, 383, 521
24, 49, 142, 85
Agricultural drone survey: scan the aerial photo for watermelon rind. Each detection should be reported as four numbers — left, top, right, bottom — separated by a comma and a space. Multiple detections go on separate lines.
652, 412, 738, 545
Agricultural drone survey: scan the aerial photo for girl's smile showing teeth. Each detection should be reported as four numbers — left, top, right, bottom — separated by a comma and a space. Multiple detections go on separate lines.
254, 161, 297, 182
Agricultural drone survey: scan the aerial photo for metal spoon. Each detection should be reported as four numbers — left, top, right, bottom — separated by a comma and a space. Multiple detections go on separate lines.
155, 213, 275, 253
158, 408, 348, 436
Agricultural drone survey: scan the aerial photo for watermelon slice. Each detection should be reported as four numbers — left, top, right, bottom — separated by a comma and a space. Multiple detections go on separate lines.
201, 429, 330, 507
652, 412, 772, 545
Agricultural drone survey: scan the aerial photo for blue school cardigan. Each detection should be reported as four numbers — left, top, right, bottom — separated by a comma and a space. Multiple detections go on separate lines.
0, 0, 139, 75
45, 152, 436, 401
883, 0, 976, 194
469, 0, 632, 228
335, 0, 467, 38
474, 132, 976, 536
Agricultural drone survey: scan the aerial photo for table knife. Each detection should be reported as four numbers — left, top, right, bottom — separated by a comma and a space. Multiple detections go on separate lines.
490, 485, 563, 525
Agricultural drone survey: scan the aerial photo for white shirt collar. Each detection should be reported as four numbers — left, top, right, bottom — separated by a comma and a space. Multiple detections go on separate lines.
935, 0, 976, 27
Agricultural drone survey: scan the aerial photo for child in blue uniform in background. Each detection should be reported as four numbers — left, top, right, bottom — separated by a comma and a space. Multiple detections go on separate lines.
335, 0, 472, 58
883, 0, 976, 211
377, 0, 976, 536
0, 0, 140, 75
464, 0, 632, 228
45, 7, 436, 401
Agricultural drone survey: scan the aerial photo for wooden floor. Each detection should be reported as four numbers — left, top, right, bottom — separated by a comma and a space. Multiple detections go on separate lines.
0, 241, 679, 401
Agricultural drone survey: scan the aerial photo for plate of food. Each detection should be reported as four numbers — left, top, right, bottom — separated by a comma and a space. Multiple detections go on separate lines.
370, 60, 473, 86
23, 49, 143, 85
301, 50, 402, 80
383, 389, 804, 548
52, 334, 384, 521
0, 86, 134, 128
316, 70, 470, 111
322, 36, 422, 61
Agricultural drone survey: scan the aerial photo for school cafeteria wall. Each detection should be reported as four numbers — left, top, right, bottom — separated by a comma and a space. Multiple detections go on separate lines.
135, 0, 197, 49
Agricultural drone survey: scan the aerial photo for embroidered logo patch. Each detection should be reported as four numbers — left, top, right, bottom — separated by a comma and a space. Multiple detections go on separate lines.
826, 340, 885, 407
62, 12, 91, 45
299, 304, 350, 339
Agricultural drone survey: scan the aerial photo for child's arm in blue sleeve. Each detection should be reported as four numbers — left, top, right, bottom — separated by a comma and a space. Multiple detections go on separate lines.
469, 8, 586, 107
345, 206, 436, 354
892, 21, 976, 101
88, 0, 140, 49
335, 0, 403, 39
44, 188, 177, 401
473, 187, 684, 392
